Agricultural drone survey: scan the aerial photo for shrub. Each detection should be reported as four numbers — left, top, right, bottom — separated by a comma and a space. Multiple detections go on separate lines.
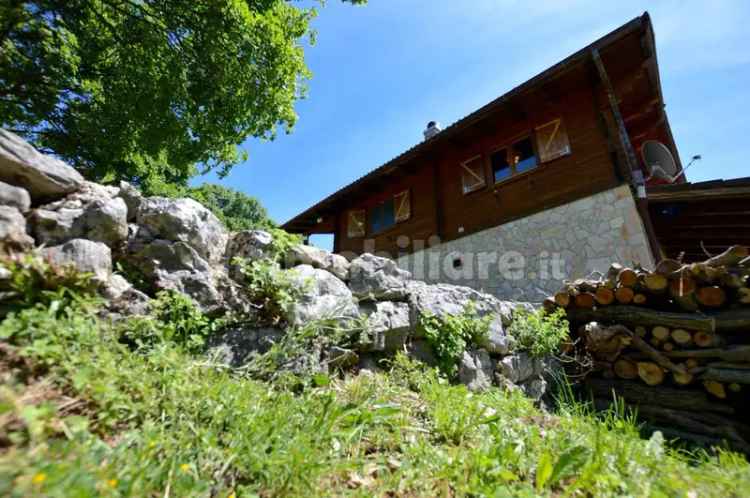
508, 307, 569, 357
419, 304, 492, 378
120, 290, 224, 353
232, 258, 305, 325
0, 253, 99, 316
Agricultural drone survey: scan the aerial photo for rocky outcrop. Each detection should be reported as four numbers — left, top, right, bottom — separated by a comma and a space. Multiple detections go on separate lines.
285, 264, 359, 326
349, 253, 412, 301
136, 197, 228, 264
30, 182, 128, 246
41, 239, 112, 283
286, 244, 350, 281
0, 181, 30, 213
0, 130, 555, 401
0, 205, 34, 255
0, 129, 84, 203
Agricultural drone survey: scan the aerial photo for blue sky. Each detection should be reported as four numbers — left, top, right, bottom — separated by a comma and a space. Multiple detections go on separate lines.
198, 0, 750, 240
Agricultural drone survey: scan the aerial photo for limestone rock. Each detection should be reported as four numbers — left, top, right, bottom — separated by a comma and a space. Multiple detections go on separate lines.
286, 244, 351, 281
0, 206, 34, 255
117, 181, 142, 221
42, 239, 112, 283
129, 240, 212, 277
358, 301, 411, 352
496, 352, 543, 384
136, 197, 228, 263
478, 317, 512, 355
520, 377, 548, 400
0, 129, 84, 203
154, 269, 223, 314
326, 346, 359, 369
458, 349, 494, 392
226, 230, 274, 276
407, 282, 516, 327
0, 181, 30, 212
207, 326, 284, 367
285, 264, 359, 326
349, 253, 411, 301
101, 274, 133, 301
30, 183, 128, 246
406, 339, 436, 366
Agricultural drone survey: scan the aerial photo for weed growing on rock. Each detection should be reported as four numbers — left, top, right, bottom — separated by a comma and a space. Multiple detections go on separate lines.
508, 307, 569, 357
232, 258, 305, 325
419, 304, 493, 378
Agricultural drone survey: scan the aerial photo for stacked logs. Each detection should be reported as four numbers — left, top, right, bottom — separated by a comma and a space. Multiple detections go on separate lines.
546, 245, 750, 452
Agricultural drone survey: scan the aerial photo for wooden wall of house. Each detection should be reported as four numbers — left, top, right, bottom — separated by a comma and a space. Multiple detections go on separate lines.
333, 70, 622, 258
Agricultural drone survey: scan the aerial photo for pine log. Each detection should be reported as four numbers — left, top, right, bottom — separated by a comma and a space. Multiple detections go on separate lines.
568, 305, 750, 332
613, 359, 638, 380
634, 326, 647, 338
707, 361, 750, 370
618, 268, 638, 288
696, 286, 727, 308
662, 342, 675, 352
669, 276, 699, 311
671, 328, 693, 346
644, 425, 750, 454
729, 383, 742, 393
614, 286, 634, 304
704, 245, 749, 268
554, 291, 571, 308
703, 380, 726, 399
685, 358, 700, 369
632, 293, 647, 305
582, 322, 631, 361
643, 272, 669, 293
693, 331, 722, 348
666, 345, 750, 362
595, 287, 615, 306
584, 378, 734, 414
672, 370, 694, 385
638, 362, 665, 385
720, 272, 745, 289
542, 297, 557, 314
574, 292, 596, 309
627, 330, 686, 375
689, 262, 725, 284
740, 256, 750, 269
652, 326, 670, 341
699, 368, 750, 385
631, 406, 750, 449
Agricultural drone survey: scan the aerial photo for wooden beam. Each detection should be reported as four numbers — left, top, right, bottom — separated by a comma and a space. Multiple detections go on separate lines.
591, 48, 640, 178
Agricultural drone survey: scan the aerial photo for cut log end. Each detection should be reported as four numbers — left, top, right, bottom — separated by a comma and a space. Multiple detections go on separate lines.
574, 292, 596, 309
703, 380, 727, 399
618, 268, 638, 288
696, 286, 727, 308
615, 286, 635, 304
614, 359, 639, 380
638, 362, 665, 386
671, 329, 693, 346
652, 326, 671, 342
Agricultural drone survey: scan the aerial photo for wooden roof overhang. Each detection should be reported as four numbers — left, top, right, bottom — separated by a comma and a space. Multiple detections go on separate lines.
647, 177, 750, 262
283, 12, 676, 234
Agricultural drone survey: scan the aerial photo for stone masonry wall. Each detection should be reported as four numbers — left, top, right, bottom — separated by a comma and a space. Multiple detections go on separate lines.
395, 184, 654, 302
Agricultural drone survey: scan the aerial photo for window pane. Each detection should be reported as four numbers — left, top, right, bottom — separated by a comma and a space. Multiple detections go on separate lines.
512, 137, 537, 174
369, 199, 395, 233
461, 156, 486, 194
491, 149, 511, 183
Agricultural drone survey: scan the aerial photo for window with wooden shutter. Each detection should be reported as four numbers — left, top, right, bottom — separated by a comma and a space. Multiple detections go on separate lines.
394, 190, 410, 222
347, 209, 365, 238
460, 155, 486, 194
535, 118, 571, 163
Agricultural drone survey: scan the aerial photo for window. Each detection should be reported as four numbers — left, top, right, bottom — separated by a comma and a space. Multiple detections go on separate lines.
369, 198, 395, 234
535, 118, 571, 162
491, 149, 511, 183
347, 209, 365, 238
491, 136, 538, 183
394, 190, 411, 222
461, 155, 486, 194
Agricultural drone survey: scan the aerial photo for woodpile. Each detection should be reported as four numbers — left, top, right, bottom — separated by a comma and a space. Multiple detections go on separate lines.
547, 245, 750, 453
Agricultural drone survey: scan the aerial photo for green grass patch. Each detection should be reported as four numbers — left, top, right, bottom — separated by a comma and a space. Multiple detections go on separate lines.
0, 298, 748, 497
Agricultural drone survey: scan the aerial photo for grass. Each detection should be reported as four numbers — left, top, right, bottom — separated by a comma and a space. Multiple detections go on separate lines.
0, 298, 749, 497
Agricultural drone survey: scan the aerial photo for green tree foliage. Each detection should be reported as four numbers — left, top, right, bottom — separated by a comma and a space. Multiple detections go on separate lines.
0, 0, 363, 190
184, 183, 274, 231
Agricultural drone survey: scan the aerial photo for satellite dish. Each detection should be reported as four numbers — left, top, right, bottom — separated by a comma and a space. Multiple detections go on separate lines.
642, 140, 680, 182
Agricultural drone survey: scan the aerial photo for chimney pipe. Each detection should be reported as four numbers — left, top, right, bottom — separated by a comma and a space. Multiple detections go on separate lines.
423, 121, 442, 140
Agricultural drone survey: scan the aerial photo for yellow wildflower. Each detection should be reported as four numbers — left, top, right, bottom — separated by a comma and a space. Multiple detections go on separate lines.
180, 463, 190, 473
108, 479, 118, 488
32, 473, 46, 484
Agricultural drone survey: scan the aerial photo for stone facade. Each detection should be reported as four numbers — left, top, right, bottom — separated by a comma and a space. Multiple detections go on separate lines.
395, 184, 654, 302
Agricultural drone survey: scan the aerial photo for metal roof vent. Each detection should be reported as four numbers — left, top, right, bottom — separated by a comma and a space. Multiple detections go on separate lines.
423, 121, 442, 140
